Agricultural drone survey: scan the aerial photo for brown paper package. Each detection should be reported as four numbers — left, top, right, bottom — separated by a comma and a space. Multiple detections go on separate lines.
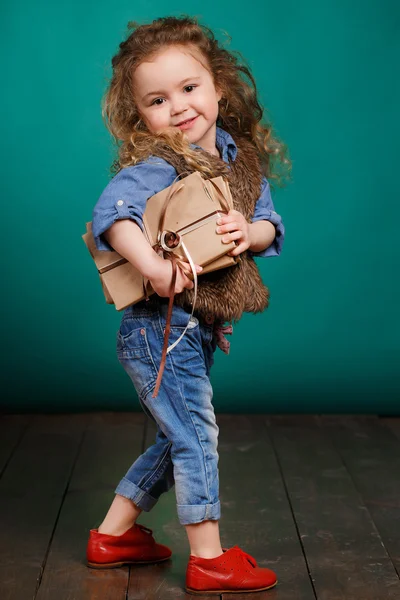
82, 172, 239, 310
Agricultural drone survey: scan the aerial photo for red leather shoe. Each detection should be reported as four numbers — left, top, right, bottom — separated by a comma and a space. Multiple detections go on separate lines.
86, 523, 172, 569
186, 546, 277, 595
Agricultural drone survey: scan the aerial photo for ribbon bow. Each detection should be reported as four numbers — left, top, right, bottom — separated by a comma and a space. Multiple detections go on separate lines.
214, 323, 233, 355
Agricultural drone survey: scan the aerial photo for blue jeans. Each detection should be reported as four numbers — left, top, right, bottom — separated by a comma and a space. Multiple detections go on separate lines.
115, 300, 220, 525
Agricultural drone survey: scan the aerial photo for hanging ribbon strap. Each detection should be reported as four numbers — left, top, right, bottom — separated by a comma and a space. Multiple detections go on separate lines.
152, 173, 199, 398
151, 172, 233, 398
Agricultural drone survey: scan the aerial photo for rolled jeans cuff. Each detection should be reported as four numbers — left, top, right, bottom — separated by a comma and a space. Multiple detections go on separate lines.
177, 500, 221, 525
115, 477, 158, 512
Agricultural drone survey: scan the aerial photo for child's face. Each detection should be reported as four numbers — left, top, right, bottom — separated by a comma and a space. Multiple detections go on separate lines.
133, 45, 222, 155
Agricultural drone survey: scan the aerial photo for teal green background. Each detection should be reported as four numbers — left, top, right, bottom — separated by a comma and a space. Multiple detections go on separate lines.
2, 1, 399, 413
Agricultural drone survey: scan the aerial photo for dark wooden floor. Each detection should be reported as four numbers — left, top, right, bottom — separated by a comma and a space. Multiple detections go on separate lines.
1, 413, 400, 600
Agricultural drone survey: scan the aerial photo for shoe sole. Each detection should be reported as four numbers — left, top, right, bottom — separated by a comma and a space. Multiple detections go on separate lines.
87, 556, 171, 569
185, 580, 278, 595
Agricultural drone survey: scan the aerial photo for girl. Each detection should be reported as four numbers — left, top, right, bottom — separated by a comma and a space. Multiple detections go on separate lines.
86, 16, 289, 595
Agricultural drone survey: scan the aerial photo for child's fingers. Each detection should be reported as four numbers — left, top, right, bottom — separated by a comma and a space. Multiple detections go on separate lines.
174, 261, 202, 292
216, 221, 240, 234
177, 261, 202, 277
179, 270, 195, 291
228, 241, 248, 256
217, 210, 242, 225
221, 230, 242, 243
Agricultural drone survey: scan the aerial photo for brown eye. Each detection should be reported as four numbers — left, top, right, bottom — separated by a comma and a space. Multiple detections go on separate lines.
151, 98, 164, 106
184, 85, 197, 93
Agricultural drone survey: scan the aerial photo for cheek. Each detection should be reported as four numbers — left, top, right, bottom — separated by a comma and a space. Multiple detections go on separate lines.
143, 109, 169, 132
198, 89, 220, 117
204, 97, 220, 121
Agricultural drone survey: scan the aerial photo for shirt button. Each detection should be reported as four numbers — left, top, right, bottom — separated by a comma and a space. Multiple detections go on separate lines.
117, 200, 124, 206
140, 328, 145, 335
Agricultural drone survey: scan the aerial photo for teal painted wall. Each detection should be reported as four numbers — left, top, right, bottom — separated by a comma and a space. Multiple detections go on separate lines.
2, 1, 399, 413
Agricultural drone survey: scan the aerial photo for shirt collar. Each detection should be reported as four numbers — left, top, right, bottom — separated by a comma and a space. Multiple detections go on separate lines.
190, 126, 237, 163
216, 127, 238, 162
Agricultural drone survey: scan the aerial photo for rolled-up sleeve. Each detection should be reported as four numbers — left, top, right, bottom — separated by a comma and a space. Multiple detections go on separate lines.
92, 157, 176, 251
250, 176, 285, 257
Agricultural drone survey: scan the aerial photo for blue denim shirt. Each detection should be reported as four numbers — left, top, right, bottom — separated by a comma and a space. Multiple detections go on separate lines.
92, 127, 285, 257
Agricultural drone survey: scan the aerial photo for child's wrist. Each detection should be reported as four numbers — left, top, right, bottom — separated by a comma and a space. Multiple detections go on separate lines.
247, 222, 257, 251
248, 221, 275, 252
143, 253, 168, 280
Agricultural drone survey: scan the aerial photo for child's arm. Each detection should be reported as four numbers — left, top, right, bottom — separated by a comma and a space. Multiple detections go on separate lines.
103, 219, 202, 297
250, 177, 285, 257
216, 210, 275, 257
92, 160, 202, 296
248, 220, 277, 253
216, 177, 285, 257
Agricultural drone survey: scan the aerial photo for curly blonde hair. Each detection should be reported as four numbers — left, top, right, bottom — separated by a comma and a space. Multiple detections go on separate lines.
103, 15, 291, 183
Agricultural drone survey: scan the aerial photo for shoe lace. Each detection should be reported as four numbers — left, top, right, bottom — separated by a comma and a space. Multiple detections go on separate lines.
136, 524, 153, 536
232, 546, 258, 568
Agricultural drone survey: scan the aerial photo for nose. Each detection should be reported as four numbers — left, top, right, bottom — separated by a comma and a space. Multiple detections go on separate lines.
170, 94, 189, 116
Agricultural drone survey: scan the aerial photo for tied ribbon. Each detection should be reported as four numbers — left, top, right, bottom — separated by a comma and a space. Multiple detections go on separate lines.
213, 322, 233, 355
149, 171, 233, 398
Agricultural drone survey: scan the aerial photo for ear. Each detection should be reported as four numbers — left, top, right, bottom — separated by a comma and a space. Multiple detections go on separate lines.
216, 86, 223, 103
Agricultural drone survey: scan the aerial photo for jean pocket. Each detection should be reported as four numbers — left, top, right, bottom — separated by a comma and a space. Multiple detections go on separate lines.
163, 315, 199, 334
117, 325, 158, 400
117, 325, 149, 355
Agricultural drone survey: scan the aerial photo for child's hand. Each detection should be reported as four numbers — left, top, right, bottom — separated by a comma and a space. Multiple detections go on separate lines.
149, 258, 202, 298
216, 209, 251, 257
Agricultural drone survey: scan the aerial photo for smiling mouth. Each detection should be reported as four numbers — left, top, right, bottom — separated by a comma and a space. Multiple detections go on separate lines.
176, 116, 198, 127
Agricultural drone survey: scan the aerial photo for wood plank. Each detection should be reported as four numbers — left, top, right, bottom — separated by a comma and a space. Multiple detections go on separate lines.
0, 414, 87, 600
8, 412, 399, 599
35, 412, 146, 600
219, 415, 314, 600
270, 415, 400, 600
380, 417, 400, 440
0, 414, 31, 477
321, 415, 400, 577
127, 417, 216, 599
